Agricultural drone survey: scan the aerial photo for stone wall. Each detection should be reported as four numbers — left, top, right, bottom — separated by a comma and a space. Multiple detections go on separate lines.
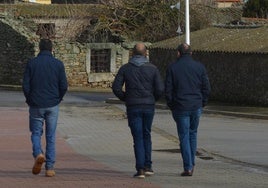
150, 48, 268, 106
53, 42, 129, 88
0, 16, 130, 88
53, 41, 89, 87
0, 21, 35, 85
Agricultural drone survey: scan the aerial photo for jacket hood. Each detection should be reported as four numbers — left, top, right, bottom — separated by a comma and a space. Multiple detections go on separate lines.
129, 55, 149, 66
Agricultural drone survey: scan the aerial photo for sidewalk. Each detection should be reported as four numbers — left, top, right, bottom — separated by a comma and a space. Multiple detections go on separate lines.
0, 107, 159, 188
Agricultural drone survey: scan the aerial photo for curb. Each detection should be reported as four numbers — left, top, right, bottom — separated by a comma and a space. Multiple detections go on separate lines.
106, 98, 268, 120
203, 109, 268, 120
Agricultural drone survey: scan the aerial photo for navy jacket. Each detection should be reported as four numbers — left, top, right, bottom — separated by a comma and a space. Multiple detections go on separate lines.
22, 51, 68, 108
112, 55, 164, 108
165, 55, 211, 111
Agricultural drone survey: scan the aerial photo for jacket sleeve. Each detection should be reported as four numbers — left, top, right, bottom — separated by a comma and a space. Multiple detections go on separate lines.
112, 67, 126, 101
58, 62, 68, 101
201, 67, 211, 107
22, 62, 31, 105
153, 68, 164, 101
165, 65, 174, 110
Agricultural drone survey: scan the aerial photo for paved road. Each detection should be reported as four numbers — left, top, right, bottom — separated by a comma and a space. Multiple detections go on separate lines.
1, 89, 268, 187
153, 110, 268, 168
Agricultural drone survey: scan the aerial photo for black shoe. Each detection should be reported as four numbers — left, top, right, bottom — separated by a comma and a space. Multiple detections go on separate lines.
133, 169, 145, 179
144, 167, 154, 176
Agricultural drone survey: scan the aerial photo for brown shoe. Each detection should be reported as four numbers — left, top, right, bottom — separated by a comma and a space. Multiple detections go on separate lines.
191, 166, 194, 175
46, 169, 56, 177
32, 154, 45, 175
180, 170, 193, 176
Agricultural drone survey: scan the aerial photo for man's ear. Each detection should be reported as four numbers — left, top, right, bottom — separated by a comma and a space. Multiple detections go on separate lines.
177, 51, 181, 58
145, 50, 148, 57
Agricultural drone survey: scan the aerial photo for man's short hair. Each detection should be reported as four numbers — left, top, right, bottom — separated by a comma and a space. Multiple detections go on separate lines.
133, 43, 147, 56
177, 43, 192, 55
39, 39, 52, 51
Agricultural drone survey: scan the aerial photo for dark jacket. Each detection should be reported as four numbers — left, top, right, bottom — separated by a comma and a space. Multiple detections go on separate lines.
22, 51, 68, 108
165, 55, 211, 111
112, 55, 164, 108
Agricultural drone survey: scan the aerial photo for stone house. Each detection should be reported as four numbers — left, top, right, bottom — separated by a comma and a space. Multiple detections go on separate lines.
0, 4, 138, 88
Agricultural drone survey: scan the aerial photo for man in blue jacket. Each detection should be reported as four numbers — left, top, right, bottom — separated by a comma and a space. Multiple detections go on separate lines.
165, 43, 210, 176
112, 43, 164, 178
23, 39, 68, 177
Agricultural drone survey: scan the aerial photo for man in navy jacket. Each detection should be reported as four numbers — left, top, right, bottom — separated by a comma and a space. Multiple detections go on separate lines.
112, 43, 164, 178
23, 39, 68, 177
165, 43, 210, 176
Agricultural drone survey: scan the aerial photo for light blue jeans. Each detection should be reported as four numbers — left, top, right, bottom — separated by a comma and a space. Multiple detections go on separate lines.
29, 105, 59, 170
127, 107, 155, 171
172, 108, 202, 171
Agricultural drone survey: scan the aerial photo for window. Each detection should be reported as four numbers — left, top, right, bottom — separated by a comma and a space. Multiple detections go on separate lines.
90, 49, 111, 73
86, 43, 118, 83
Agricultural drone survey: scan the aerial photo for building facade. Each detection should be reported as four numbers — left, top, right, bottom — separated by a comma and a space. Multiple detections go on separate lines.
215, 0, 242, 8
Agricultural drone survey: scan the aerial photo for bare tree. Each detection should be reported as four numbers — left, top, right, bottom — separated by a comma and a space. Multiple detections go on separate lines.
8, 0, 242, 43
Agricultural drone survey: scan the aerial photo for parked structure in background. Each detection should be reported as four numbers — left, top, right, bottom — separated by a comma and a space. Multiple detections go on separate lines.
21, 0, 51, 4
214, 0, 243, 8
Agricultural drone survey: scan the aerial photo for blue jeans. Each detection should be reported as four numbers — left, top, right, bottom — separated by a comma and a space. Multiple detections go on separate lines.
127, 107, 155, 171
29, 105, 59, 170
172, 108, 202, 171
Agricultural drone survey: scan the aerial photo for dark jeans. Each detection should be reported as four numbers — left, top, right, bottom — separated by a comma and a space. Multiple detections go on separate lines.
172, 108, 202, 171
127, 107, 155, 171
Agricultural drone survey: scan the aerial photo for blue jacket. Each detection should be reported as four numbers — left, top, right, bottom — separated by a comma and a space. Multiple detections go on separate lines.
22, 51, 68, 108
112, 55, 164, 108
165, 55, 211, 111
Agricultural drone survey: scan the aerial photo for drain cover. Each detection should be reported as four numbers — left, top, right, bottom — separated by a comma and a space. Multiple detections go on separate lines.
154, 149, 214, 160
153, 149, 180, 153
199, 156, 214, 160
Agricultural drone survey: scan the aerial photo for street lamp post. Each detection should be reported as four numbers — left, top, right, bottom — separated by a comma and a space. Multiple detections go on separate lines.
171, 1, 190, 45
185, 0, 190, 45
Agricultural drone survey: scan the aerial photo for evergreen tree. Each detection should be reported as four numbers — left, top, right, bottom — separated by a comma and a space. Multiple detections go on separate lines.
243, 0, 268, 18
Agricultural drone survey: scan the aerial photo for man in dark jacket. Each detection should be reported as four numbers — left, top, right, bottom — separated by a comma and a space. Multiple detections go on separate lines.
165, 43, 210, 176
112, 43, 164, 178
22, 39, 68, 177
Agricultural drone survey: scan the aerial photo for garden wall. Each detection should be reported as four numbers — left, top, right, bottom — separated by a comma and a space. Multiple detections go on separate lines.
150, 48, 268, 106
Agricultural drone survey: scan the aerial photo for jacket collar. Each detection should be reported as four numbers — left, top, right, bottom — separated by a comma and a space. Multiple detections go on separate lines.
38, 50, 53, 56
